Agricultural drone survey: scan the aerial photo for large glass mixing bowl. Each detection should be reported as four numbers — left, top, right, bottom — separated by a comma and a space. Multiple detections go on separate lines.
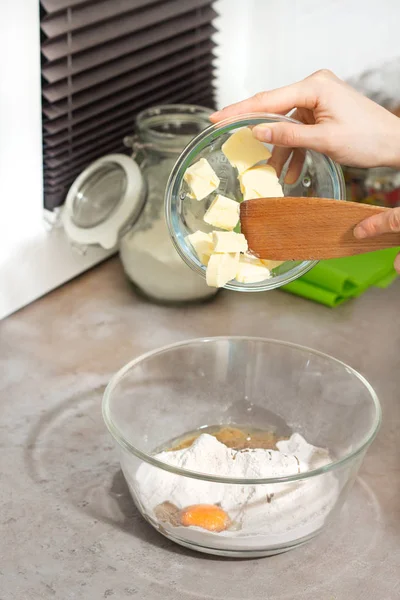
165, 114, 346, 291
103, 337, 381, 557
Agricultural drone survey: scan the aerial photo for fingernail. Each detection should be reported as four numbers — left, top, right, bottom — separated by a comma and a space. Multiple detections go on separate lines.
253, 125, 272, 142
209, 110, 221, 120
354, 226, 367, 239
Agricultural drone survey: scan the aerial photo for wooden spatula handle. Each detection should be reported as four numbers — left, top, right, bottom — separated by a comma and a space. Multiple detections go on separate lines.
240, 197, 400, 260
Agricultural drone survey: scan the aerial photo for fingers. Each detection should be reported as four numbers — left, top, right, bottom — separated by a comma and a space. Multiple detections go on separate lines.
354, 208, 400, 238
354, 209, 400, 275
210, 69, 339, 123
210, 81, 318, 122
394, 253, 400, 274
268, 145, 293, 177
252, 121, 326, 151
284, 149, 306, 185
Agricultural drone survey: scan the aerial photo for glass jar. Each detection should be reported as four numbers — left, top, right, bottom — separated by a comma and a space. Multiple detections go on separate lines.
120, 105, 218, 304
62, 105, 218, 305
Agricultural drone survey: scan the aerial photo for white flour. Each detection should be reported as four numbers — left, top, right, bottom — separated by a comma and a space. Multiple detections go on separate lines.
120, 217, 214, 302
133, 433, 339, 550
119, 160, 215, 302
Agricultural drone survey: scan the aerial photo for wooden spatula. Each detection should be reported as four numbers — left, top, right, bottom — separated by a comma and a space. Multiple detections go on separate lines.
239, 196, 400, 260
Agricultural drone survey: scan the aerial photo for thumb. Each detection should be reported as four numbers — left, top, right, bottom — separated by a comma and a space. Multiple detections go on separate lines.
354, 207, 400, 239
394, 252, 400, 274
252, 122, 324, 150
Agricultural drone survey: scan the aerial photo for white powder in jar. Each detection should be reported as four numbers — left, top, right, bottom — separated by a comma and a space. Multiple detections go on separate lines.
133, 433, 339, 551
120, 217, 214, 302
119, 159, 215, 303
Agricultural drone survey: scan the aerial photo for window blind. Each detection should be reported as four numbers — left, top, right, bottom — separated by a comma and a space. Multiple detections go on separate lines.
40, 0, 217, 209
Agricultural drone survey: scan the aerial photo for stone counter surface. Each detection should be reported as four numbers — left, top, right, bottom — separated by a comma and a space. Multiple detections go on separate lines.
1, 258, 400, 600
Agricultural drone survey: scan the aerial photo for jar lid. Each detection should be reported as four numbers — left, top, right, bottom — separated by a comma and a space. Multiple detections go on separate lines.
62, 154, 145, 249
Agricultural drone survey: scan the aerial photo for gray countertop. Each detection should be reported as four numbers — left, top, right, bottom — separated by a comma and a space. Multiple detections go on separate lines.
1, 258, 400, 600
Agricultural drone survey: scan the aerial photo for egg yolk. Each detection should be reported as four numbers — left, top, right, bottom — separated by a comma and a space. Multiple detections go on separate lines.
180, 504, 231, 532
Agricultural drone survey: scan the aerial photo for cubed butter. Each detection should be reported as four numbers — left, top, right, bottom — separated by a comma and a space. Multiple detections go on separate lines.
183, 158, 220, 200
260, 258, 285, 270
222, 127, 271, 174
186, 230, 214, 265
235, 253, 271, 283
203, 194, 240, 231
206, 252, 240, 288
239, 165, 284, 200
212, 231, 248, 253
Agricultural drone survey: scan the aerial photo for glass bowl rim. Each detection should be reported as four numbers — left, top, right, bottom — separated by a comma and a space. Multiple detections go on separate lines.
164, 112, 345, 292
102, 336, 381, 485
136, 103, 213, 125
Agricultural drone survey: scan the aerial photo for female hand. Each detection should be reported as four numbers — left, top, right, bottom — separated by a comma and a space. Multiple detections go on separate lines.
354, 209, 400, 273
210, 69, 400, 169
211, 70, 400, 273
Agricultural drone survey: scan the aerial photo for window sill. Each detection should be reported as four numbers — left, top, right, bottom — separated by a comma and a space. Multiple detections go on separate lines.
0, 225, 113, 320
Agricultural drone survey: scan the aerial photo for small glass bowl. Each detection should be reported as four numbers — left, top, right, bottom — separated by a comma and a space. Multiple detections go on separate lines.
165, 114, 346, 291
102, 337, 381, 557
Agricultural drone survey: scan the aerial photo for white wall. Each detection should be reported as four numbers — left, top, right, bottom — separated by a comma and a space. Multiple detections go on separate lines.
0, 0, 110, 320
0, 1, 43, 258
213, 0, 253, 107
215, 0, 400, 108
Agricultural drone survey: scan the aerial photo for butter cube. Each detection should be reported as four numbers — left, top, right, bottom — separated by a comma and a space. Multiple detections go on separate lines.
203, 194, 240, 230
212, 231, 248, 253
183, 158, 220, 200
260, 259, 285, 270
239, 165, 284, 200
222, 127, 271, 174
186, 230, 214, 265
235, 253, 271, 283
206, 252, 240, 288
